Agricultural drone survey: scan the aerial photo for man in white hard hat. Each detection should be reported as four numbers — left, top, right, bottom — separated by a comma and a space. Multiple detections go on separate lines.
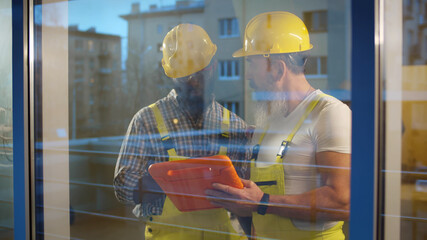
206, 11, 351, 240
114, 24, 249, 239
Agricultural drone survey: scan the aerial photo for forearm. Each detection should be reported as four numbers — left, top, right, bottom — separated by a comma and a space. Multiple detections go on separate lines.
113, 169, 140, 204
267, 185, 350, 221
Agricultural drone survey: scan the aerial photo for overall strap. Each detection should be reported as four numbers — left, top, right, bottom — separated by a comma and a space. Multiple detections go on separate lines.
149, 103, 187, 161
275, 93, 326, 163
250, 124, 269, 168
218, 107, 231, 155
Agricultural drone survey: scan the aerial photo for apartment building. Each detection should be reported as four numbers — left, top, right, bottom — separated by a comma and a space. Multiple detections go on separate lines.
68, 26, 123, 138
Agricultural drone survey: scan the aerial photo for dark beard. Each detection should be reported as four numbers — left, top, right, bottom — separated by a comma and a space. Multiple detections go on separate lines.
177, 94, 205, 118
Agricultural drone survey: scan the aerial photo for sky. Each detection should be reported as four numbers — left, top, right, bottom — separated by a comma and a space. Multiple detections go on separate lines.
68, 0, 178, 38
39, 0, 179, 68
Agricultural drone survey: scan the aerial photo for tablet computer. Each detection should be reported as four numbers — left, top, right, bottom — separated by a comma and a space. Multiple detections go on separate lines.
148, 155, 243, 212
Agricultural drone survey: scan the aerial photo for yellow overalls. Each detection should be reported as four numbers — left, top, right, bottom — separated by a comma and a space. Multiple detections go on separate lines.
145, 103, 243, 240
250, 94, 345, 240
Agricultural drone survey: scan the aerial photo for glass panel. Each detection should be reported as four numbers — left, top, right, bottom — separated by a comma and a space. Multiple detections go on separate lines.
305, 57, 319, 75
0, 0, 13, 239
320, 56, 328, 75
382, 0, 427, 239
33, 0, 352, 239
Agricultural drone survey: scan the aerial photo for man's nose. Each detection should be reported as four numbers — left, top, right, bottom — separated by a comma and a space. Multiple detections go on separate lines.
189, 76, 203, 88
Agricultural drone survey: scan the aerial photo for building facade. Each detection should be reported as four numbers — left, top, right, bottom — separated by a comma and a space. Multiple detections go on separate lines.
68, 26, 123, 138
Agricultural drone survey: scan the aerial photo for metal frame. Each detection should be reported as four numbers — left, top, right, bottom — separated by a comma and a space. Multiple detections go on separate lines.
29, 0, 38, 238
12, 0, 31, 239
10, 0, 383, 239
350, 0, 380, 239
377, 0, 386, 238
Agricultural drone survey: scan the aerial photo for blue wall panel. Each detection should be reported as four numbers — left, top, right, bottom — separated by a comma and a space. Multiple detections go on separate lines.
12, 0, 29, 239
350, 0, 377, 239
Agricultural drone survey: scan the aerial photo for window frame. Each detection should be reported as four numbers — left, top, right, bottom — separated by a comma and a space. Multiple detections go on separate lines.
11, 0, 381, 239
303, 10, 328, 33
220, 101, 239, 115
218, 17, 239, 38
12, 0, 31, 239
305, 56, 328, 78
218, 59, 240, 80
349, 0, 379, 239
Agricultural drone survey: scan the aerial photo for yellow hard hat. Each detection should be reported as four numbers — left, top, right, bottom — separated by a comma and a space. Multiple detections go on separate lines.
233, 11, 313, 57
162, 24, 217, 78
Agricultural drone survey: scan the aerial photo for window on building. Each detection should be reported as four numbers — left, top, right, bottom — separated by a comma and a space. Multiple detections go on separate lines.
100, 41, 108, 53
305, 56, 327, 77
75, 57, 84, 76
219, 60, 239, 80
219, 18, 239, 37
75, 66, 84, 75
303, 10, 327, 32
89, 58, 95, 70
88, 40, 94, 52
75, 39, 84, 50
220, 101, 239, 115
30, 1, 358, 240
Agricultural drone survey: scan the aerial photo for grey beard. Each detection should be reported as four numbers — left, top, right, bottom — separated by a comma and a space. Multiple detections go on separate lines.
254, 99, 288, 128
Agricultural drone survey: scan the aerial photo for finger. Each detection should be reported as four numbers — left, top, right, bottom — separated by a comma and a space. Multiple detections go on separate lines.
212, 183, 242, 196
240, 178, 253, 187
205, 189, 233, 201
211, 183, 228, 191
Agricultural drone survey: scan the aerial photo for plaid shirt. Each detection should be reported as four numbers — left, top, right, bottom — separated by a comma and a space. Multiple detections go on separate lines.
114, 90, 250, 217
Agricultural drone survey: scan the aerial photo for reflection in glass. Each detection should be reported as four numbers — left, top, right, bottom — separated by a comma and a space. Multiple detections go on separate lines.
0, 0, 13, 239
33, 0, 352, 239
382, 0, 427, 239
401, 0, 427, 239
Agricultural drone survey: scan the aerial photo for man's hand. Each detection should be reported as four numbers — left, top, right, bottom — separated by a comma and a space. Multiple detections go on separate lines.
205, 179, 264, 217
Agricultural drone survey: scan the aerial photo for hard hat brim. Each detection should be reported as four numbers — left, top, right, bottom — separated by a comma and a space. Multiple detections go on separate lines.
232, 44, 313, 58
232, 48, 277, 58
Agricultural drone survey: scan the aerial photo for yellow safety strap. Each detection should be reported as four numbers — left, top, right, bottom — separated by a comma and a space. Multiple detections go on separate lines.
218, 108, 230, 155
250, 124, 270, 168
149, 103, 231, 160
250, 93, 326, 166
149, 103, 188, 161
275, 93, 326, 163
257, 125, 269, 146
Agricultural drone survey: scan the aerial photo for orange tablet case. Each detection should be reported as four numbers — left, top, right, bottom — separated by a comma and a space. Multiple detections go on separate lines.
148, 155, 243, 212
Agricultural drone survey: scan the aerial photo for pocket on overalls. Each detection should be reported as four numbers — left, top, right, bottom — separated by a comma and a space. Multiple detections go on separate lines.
255, 180, 278, 194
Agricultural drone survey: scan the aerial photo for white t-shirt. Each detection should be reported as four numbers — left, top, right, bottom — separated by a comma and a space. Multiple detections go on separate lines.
252, 89, 351, 230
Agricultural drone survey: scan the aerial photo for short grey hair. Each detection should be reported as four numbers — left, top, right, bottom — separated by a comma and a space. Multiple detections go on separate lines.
271, 51, 310, 75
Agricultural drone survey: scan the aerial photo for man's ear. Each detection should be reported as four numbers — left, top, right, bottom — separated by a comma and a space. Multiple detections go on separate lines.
271, 59, 287, 81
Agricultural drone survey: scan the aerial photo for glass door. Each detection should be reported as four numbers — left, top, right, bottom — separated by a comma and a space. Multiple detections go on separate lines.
32, 0, 353, 239
380, 0, 427, 239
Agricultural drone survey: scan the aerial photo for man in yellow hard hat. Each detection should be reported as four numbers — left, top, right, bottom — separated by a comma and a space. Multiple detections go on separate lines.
206, 12, 351, 240
114, 24, 249, 239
